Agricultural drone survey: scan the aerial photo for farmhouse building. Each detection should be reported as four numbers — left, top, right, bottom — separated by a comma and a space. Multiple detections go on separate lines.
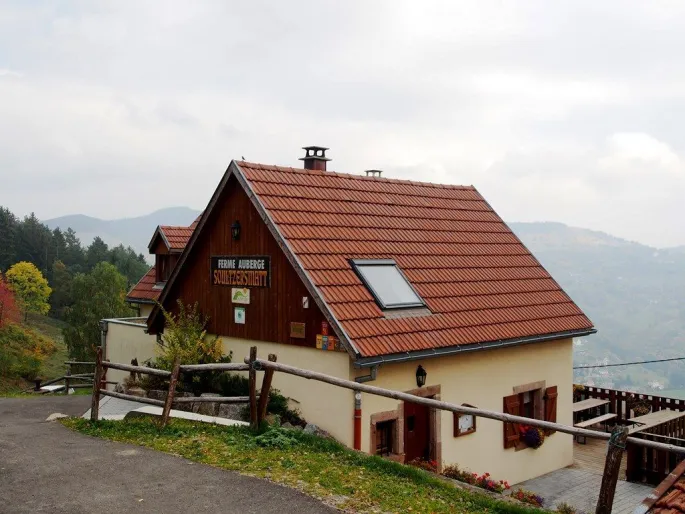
108, 147, 595, 484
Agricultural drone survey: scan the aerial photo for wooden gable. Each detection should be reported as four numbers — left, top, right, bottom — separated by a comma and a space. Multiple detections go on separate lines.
154, 173, 330, 349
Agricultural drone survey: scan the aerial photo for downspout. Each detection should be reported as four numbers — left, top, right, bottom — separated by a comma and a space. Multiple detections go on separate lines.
354, 392, 362, 451
353, 366, 377, 451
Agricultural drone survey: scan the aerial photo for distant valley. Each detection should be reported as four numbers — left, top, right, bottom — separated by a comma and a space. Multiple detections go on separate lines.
44, 210, 685, 394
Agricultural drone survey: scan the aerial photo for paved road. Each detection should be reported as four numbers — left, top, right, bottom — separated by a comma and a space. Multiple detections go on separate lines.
0, 396, 336, 513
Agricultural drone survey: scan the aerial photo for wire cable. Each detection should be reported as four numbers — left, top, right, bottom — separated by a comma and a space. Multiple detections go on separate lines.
573, 356, 685, 369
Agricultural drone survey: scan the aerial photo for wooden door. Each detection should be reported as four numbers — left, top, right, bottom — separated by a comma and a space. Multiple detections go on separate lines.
404, 401, 430, 462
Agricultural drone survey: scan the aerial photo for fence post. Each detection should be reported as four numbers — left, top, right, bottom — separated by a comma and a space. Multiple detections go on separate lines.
159, 357, 181, 429
249, 346, 258, 429
596, 426, 629, 514
257, 354, 277, 425
90, 347, 102, 422
64, 363, 71, 395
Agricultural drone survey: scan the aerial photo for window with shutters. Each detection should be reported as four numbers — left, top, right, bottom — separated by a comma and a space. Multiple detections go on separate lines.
503, 383, 559, 449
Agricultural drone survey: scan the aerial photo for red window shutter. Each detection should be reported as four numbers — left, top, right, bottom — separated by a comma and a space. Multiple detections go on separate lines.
544, 386, 558, 435
503, 394, 521, 449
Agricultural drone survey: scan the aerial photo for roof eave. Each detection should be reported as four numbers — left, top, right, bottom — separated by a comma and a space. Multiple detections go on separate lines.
126, 297, 157, 305
147, 226, 172, 254
352, 328, 597, 368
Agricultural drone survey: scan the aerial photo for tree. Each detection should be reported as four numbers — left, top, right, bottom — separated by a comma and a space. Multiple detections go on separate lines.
0, 207, 18, 272
63, 262, 133, 361
15, 213, 52, 274
49, 260, 73, 319
0, 275, 20, 327
63, 228, 86, 273
108, 244, 150, 286
86, 237, 109, 271
5, 262, 52, 321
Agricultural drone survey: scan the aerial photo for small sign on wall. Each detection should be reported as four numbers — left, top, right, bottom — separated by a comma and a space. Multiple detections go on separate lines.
290, 322, 305, 339
232, 288, 250, 305
234, 306, 246, 324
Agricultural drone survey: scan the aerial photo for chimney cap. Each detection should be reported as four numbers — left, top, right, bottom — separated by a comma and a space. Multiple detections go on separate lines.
365, 169, 383, 177
299, 146, 331, 162
300, 145, 331, 171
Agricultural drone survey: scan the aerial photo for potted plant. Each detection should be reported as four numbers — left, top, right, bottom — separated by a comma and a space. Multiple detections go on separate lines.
627, 394, 651, 416
518, 424, 545, 449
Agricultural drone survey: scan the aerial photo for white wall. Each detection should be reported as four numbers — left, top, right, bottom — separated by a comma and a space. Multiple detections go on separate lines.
355, 338, 575, 485
220, 337, 355, 446
104, 318, 159, 387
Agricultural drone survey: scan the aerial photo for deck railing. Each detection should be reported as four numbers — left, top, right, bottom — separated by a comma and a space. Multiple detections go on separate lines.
576, 385, 685, 484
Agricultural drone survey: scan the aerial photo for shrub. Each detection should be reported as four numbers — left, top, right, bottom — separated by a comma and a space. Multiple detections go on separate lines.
511, 488, 545, 507
441, 465, 510, 494
556, 501, 577, 514
0, 323, 57, 380
408, 458, 438, 473
254, 427, 299, 449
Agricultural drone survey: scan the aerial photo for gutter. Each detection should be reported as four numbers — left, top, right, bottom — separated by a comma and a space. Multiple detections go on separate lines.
353, 328, 597, 368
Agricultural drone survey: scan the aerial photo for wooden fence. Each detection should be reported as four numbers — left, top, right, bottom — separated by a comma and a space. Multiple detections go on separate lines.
578, 385, 685, 484
90, 347, 275, 428
26, 360, 113, 394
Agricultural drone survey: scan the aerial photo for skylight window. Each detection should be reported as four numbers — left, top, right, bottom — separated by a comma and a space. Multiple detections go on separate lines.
351, 259, 425, 310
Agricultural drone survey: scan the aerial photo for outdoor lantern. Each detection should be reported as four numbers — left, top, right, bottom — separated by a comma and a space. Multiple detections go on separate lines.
416, 365, 427, 388
231, 220, 241, 241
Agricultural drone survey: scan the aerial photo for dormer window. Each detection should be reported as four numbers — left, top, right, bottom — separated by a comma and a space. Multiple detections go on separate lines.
351, 259, 425, 310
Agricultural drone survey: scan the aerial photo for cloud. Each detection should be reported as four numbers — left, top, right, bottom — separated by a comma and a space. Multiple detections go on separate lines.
0, 1, 685, 247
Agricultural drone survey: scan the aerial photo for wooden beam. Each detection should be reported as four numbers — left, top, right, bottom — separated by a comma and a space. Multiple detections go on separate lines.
257, 354, 277, 424
159, 358, 181, 429
100, 389, 165, 407
179, 363, 249, 372
102, 361, 171, 377
65, 361, 96, 366
249, 358, 685, 454
248, 346, 258, 429
596, 426, 629, 514
90, 348, 102, 421
172, 396, 252, 404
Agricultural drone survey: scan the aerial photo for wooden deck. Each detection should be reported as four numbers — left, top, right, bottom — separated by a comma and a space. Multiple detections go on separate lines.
572, 436, 628, 480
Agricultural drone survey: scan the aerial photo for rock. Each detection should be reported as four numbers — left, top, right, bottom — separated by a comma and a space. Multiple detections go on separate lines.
197, 393, 221, 417
304, 423, 318, 434
265, 414, 281, 426
293, 424, 303, 431
146, 390, 167, 402
114, 383, 126, 394
175, 392, 197, 413
218, 404, 245, 421
45, 413, 68, 422
127, 387, 146, 398
281, 422, 294, 430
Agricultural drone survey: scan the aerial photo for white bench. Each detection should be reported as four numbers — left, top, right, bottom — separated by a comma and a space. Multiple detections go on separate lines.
574, 413, 617, 443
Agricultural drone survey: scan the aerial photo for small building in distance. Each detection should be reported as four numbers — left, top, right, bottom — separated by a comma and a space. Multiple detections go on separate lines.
109, 146, 595, 485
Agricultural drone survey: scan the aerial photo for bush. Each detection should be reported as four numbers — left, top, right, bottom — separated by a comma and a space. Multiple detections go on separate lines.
511, 488, 545, 507
442, 464, 510, 494
254, 427, 299, 449
556, 502, 577, 514
0, 323, 57, 380
408, 458, 438, 473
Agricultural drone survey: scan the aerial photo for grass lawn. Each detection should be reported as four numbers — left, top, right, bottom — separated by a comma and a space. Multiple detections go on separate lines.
26, 313, 70, 380
63, 418, 545, 514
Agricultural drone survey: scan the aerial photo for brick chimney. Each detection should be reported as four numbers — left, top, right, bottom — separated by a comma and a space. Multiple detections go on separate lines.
300, 146, 330, 171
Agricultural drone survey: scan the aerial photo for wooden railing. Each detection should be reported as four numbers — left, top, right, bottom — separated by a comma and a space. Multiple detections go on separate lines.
576, 385, 685, 484
91, 347, 274, 428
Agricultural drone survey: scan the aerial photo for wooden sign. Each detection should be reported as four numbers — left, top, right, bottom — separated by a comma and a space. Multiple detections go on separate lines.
290, 322, 306, 339
211, 256, 271, 288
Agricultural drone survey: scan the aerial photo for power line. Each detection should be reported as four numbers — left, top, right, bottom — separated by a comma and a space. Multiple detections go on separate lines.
573, 356, 685, 369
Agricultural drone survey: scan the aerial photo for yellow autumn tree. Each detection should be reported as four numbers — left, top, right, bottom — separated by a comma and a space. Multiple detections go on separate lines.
6, 262, 52, 321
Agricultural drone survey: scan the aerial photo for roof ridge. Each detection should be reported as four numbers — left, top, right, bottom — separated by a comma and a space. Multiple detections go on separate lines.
237, 160, 476, 190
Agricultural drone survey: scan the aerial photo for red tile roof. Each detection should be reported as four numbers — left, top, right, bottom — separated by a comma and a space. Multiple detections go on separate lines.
237, 161, 594, 359
159, 226, 195, 252
129, 215, 202, 303
126, 266, 159, 304
644, 461, 685, 514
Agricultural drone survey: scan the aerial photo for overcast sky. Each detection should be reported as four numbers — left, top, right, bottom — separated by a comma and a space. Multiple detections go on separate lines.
1, 1, 684, 247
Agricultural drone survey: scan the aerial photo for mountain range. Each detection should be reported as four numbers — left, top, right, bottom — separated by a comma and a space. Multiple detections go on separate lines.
44, 209, 685, 392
